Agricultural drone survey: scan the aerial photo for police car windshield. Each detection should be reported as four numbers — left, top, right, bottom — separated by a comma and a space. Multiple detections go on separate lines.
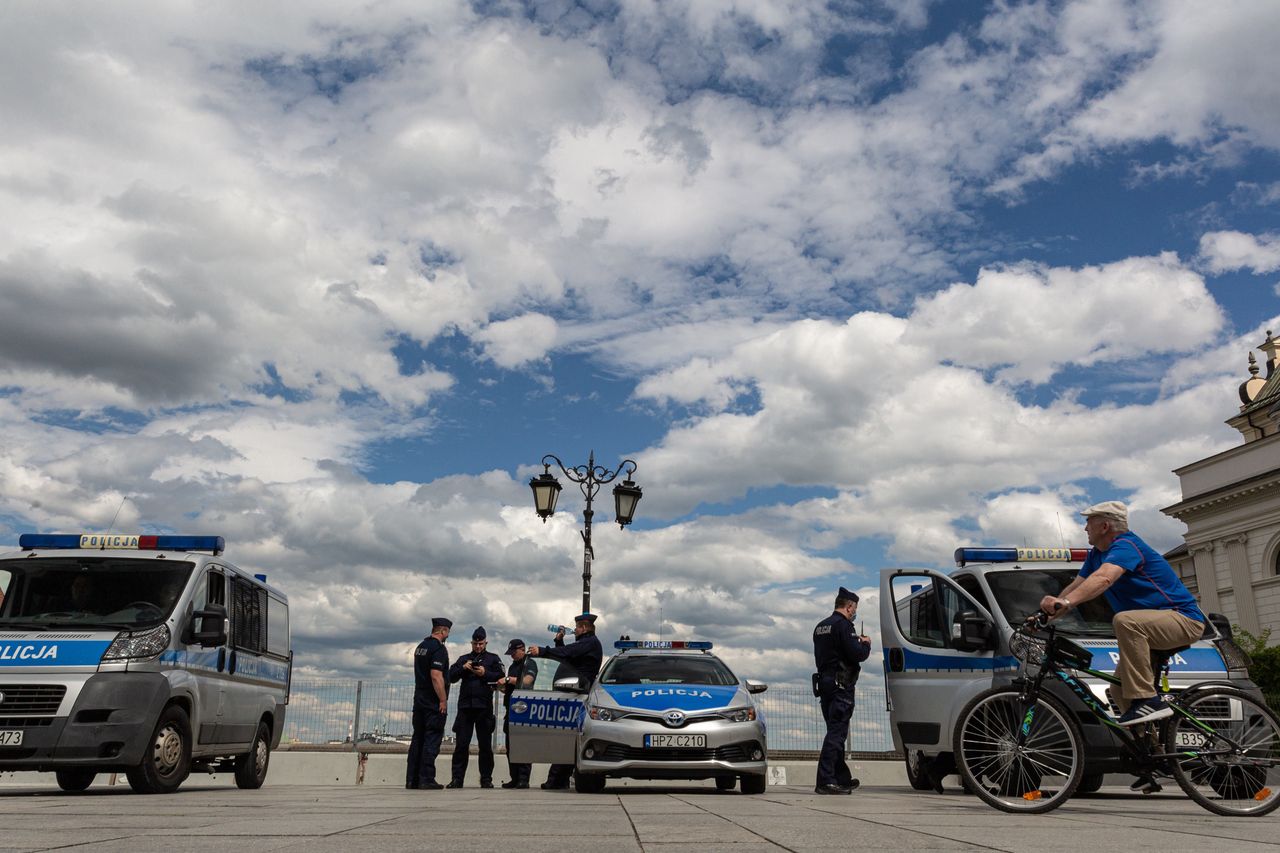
985, 568, 1116, 636
600, 655, 738, 686
0, 558, 194, 629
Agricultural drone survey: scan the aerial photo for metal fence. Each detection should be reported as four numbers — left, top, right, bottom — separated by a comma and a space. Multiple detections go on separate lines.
282, 679, 895, 755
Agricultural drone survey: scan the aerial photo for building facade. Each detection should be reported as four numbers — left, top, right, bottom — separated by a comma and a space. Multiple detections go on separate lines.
1164, 332, 1280, 640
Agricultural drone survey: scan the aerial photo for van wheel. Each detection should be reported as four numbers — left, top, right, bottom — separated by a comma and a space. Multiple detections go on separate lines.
573, 770, 606, 793
55, 769, 96, 792
904, 750, 934, 791
740, 773, 767, 795
715, 776, 736, 791
126, 705, 191, 794
234, 721, 271, 789
1077, 772, 1104, 794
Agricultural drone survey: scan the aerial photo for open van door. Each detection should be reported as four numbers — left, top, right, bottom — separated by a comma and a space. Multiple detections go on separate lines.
506, 662, 587, 765
879, 569, 1004, 757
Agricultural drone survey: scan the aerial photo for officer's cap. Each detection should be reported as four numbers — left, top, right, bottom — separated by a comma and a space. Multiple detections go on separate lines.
574, 612, 597, 625
431, 617, 453, 629
1080, 500, 1128, 524
472, 625, 487, 641
505, 639, 525, 655
837, 586, 859, 604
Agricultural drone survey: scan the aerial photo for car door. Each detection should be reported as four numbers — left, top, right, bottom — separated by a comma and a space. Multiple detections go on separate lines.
506, 658, 585, 764
188, 566, 228, 747
879, 568, 1002, 756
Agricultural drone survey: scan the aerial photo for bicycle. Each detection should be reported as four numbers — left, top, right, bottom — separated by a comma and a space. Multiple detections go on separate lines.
953, 611, 1280, 816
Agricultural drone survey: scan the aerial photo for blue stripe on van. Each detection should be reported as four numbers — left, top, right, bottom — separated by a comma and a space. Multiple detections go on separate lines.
893, 648, 1018, 672
0, 639, 110, 666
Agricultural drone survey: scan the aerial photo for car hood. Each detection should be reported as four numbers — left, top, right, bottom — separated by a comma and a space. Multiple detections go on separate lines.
599, 684, 743, 712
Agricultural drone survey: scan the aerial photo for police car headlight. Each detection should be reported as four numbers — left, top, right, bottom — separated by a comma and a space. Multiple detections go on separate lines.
103, 624, 170, 661
588, 705, 618, 722
721, 707, 757, 723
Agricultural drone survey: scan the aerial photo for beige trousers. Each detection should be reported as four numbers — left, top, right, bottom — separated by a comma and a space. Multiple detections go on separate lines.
1113, 609, 1205, 701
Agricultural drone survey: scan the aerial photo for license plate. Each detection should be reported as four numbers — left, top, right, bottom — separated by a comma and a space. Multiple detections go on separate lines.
1175, 731, 1208, 748
0, 731, 22, 746
644, 733, 706, 748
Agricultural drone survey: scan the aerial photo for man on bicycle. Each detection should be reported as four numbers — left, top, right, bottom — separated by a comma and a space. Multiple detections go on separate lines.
1040, 501, 1205, 726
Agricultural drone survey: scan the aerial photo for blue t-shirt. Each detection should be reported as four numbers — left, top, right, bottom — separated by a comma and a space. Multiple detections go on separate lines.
1079, 531, 1204, 622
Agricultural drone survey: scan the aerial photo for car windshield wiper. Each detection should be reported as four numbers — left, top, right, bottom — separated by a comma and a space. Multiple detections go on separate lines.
73, 622, 139, 631
0, 621, 51, 631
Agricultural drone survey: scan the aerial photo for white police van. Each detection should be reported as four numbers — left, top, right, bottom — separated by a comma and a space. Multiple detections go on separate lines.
506, 640, 769, 793
880, 546, 1255, 793
0, 533, 291, 793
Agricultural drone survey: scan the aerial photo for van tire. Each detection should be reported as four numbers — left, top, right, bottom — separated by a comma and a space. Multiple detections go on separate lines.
1076, 772, 1104, 794
234, 721, 271, 789
904, 750, 934, 791
126, 704, 192, 794
740, 773, 767, 795
55, 769, 96, 792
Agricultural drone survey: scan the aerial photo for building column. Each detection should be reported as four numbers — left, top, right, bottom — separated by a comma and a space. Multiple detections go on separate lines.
1223, 534, 1261, 636
1189, 543, 1221, 614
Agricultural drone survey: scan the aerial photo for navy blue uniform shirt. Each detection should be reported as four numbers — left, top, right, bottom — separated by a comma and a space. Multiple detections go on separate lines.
414, 636, 449, 709
812, 611, 870, 680
536, 631, 603, 683
448, 650, 504, 709
501, 657, 539, 708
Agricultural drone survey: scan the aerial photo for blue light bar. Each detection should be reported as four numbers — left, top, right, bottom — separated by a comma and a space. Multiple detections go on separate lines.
954, 547, 1087, 567
614, 640, 713, 650
19, 534, 225, 554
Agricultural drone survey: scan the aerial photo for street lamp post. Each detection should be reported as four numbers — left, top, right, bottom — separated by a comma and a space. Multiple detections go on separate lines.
529, 450, 642, 614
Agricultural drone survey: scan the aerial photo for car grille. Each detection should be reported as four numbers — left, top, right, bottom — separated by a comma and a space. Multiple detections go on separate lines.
0, 717, 54, 728
0, 685, 66, 716
589, 740, 761, 763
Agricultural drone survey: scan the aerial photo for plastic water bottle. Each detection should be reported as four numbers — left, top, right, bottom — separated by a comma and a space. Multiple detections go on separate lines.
547, 623, 568, 633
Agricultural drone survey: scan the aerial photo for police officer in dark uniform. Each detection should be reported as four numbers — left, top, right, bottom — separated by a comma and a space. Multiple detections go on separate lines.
446, 625, 505, 788
812, 587, 871, 795
498, 638, 538, 788
528, 612, 603, 789
407, 616, 452, 790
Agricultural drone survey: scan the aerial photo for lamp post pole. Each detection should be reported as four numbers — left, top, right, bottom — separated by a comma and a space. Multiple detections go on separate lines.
530, 450, 642, 615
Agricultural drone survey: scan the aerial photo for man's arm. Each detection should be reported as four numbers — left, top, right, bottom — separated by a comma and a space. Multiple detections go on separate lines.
1041, 564, 1124, 617
431, 670, 447, 714
485, 655, 504, 685
447, 658, 467, 683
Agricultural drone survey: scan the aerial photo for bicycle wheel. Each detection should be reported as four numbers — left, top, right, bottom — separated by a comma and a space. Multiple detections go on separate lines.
1165, 686, 1280, 817
954, 686, 1084, 814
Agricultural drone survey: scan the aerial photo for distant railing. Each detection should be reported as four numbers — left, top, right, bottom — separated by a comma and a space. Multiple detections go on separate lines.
281, 679, 896, 756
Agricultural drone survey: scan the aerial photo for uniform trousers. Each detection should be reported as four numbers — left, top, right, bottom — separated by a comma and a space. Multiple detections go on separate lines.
817, 682, 855, 788
406, 706, 445, 787
451, 708, 496, 784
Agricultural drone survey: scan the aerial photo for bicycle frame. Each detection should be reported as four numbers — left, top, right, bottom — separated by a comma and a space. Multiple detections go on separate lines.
1014, 627, 1240, 766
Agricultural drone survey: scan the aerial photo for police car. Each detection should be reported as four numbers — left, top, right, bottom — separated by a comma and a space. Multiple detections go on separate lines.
0, 533, 291, 794
506, 640, 769, 793
879, 546, 1257, 793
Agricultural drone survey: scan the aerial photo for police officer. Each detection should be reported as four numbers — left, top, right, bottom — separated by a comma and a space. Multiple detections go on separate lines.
497, 638, 538, 788
407, 616, 451, 790
528, 612, 603, 789
446, 625, 505, 788
812, 587, 871, 795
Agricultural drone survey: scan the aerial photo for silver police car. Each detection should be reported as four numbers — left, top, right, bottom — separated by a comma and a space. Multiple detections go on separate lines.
574, 640, 769, 793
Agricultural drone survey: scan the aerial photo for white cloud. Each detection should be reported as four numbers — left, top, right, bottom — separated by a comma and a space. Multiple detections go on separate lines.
475, 313, 559, 368
1199, 230, 1280, 275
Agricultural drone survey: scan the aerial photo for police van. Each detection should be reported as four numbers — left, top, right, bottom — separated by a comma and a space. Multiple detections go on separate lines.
506, 640, 769, 793
879, 546, 1256, 792
0, 533, 291, 793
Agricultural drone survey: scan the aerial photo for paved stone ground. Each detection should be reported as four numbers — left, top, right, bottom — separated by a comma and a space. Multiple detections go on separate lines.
0, 782, 1275, 851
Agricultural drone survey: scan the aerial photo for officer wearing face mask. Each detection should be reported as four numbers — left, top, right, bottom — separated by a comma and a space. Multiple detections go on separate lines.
812, 586, 871, 795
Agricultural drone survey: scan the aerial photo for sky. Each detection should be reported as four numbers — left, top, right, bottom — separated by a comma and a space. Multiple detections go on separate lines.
2, 0, 1280, 687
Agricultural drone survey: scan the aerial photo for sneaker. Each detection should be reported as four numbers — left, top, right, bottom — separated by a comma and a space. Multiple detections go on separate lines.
1117, 697, 1173, 726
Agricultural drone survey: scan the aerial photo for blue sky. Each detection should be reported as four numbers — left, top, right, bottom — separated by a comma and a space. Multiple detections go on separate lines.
1, 0, 1279, 684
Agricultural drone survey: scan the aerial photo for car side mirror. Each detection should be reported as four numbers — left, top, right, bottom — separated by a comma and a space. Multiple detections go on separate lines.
190, 603, 228, 648
951, 610, 993, 652
745, 680, 768, 694
552, 676, 588, 693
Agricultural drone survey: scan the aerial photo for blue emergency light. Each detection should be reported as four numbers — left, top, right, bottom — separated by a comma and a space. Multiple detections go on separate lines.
954, 546, 1087, 567
614, 640, 713, 650
19, 533, 225, 555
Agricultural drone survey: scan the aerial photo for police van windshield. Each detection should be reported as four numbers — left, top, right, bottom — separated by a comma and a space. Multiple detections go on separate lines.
0, 558, 194, 629
600, 655, 738, 686
985, 568, 1116, 636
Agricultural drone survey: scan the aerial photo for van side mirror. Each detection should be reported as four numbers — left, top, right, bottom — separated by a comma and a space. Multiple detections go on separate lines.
951, 610, 993, 652
552, 676, 588, 693
745, 680, 768, 694
190, 603, 228, 648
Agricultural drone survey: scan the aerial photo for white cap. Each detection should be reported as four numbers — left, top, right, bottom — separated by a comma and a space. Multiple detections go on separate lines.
1079, 500, 1128, 523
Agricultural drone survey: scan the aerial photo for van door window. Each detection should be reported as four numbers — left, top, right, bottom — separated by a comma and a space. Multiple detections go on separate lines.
231, 578, 266, 654
889, 573, 986, 651
266, 596, 288, 658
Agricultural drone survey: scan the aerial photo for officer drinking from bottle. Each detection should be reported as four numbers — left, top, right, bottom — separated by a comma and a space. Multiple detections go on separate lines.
812, 587, 871, 795
447, 625, 505, 788
407, 616, 451, 790
528, 612, 603, 789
